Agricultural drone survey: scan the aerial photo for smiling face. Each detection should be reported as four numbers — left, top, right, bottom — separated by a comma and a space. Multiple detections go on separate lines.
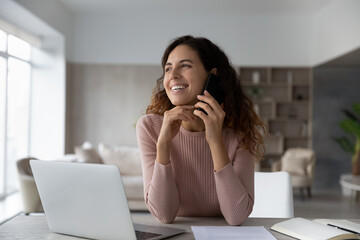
163, 45, 209, 106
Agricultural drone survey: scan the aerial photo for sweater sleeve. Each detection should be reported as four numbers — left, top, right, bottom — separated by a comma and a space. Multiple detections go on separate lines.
136, 115, 179, 223
214, 146, 255, 226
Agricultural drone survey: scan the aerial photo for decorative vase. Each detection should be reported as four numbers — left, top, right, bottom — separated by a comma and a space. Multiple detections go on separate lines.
352, 151, 360, 176
252, 71, 260, 84
287, 71, 293, 84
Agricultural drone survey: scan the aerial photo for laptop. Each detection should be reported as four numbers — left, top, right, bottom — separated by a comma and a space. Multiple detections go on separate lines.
30, 160, 185, 240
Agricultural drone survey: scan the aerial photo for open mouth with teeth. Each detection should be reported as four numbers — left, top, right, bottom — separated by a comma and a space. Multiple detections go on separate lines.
171, 85, 188, 91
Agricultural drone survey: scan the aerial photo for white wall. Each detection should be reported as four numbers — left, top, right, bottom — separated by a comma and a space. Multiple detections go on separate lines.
72, 12, 313, 66
311, 0, 360, 65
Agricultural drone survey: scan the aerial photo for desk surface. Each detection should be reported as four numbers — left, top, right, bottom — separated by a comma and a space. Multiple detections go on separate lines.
0, 213, 359, 240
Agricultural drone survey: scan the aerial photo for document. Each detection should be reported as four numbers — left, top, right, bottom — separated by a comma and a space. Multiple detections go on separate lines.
191, 226, 276, 240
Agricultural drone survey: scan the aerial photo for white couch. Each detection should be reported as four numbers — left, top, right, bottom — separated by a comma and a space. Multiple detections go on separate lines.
17, 142, 147, 214
74, 142, 147, 211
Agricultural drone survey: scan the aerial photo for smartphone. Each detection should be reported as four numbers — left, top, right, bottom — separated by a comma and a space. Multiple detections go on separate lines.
198, 73, 225, 114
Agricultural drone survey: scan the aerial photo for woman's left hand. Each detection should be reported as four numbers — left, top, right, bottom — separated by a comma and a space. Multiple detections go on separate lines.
194, 90, 225, 145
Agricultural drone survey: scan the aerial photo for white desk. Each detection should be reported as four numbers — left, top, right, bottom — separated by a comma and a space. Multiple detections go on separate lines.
0, 213, 285, 239
340, 174, 360, 201
1, 213, 359, 240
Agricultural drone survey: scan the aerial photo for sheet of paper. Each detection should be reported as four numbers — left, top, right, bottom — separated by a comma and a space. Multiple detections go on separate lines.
191, 226, 277, 240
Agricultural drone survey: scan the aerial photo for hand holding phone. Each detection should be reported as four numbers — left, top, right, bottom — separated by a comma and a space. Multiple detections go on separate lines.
198, 73, 225, 114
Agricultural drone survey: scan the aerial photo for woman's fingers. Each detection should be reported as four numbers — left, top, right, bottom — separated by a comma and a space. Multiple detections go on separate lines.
194, 101, 213, 115
160, 106, 196, 142
176, 111, 195, 122
179, 107, 197, 122
196, 91, 223, 115
165, 106, 196, 123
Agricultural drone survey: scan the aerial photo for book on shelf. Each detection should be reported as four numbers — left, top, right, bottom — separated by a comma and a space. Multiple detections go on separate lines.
270, 217, 360, 240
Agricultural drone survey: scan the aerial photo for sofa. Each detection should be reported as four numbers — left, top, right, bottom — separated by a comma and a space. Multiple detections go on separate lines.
17, 142, 147, 213
74, 142, 147, 211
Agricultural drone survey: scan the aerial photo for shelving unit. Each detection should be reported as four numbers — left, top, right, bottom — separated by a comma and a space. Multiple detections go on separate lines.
239, 67, 313, 171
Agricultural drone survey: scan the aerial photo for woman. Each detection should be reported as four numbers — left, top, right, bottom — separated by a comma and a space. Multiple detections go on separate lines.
136, 35, 265, 226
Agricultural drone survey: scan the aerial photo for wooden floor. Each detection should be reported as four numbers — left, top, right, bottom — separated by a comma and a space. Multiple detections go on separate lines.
1, 189, 359, 225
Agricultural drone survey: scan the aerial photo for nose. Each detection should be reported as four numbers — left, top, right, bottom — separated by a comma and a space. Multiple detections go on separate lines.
169, 67, 180, 80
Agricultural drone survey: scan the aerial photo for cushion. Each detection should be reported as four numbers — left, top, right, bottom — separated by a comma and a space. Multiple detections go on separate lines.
74, 142, 102, 164
98, 143, 142, 176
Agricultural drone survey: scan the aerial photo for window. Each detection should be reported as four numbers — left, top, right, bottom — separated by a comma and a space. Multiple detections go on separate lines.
0, 29, 32, 199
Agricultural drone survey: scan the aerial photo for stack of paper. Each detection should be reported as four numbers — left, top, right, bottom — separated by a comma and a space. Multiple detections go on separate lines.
191, 226, 276, 240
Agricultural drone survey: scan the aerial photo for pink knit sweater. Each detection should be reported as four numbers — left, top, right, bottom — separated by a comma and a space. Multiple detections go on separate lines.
136, 114, 254, 226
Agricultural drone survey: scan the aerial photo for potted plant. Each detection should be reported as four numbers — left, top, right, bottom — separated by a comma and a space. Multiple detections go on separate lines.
247, 86, 263, 99
333, 103, 360, 175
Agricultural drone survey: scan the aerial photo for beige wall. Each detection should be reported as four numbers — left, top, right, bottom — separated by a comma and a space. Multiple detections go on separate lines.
65, 64, 162, 153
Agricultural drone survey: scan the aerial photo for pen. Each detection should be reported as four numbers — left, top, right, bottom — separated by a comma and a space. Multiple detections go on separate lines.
327, 224, 360, 236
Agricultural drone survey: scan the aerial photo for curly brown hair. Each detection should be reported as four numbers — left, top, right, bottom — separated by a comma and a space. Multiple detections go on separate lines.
146, 35, 266, 160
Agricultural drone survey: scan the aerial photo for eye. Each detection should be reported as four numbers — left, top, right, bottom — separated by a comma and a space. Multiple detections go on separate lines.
181, 64, 191, 68
165, 67, 171, 73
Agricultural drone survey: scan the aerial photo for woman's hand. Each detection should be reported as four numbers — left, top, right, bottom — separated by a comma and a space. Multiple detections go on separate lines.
159, 105, 196, 143
194, 91, 230, 171
193, 91, 225, 145
157, 105, 195, 165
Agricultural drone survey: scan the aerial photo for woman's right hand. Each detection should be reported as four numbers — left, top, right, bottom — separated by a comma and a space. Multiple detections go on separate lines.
158, 105, 196, 144
156, 106, 195, 165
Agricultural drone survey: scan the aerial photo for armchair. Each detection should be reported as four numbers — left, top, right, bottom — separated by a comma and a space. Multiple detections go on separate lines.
272, 148, 316, 199
16, 157, 43, 214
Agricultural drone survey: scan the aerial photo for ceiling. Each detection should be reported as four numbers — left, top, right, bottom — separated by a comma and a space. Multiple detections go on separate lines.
58, 0, 360, 67
60, 0, 332, 15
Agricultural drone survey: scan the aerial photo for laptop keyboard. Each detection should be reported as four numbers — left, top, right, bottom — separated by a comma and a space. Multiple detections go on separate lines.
135, 230, 162, 240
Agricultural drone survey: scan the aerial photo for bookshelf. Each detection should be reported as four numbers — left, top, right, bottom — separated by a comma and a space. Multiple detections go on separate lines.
239, 67, 313, 171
